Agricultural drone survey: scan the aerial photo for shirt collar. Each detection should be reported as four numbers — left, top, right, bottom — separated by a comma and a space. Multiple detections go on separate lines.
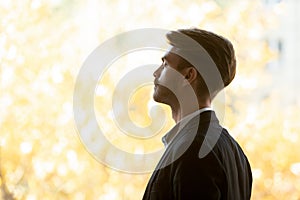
162, 107, 213, 147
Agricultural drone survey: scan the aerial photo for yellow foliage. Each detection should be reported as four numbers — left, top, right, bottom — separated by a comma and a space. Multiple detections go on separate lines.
0, 0, 299, 199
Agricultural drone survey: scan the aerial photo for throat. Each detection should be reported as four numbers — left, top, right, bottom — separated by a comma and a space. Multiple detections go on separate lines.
170, 101, 211, 123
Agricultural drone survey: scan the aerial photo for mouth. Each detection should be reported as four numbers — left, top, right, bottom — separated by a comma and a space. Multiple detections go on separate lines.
153, 83, 158, 90
154, 82, 159, 89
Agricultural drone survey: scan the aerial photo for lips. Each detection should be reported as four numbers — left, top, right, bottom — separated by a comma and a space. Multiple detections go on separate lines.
154, 80, 158, 90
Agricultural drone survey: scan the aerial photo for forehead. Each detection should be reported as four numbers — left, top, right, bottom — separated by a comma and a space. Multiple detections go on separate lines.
162, 48, 182, 65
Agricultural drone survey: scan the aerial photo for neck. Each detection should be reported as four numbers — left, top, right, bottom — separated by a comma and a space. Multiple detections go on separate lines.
170, 106, 181, 123
170, 99, 211, 123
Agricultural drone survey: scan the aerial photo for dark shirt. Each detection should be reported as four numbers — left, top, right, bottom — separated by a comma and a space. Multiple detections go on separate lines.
142, 111, 252, 200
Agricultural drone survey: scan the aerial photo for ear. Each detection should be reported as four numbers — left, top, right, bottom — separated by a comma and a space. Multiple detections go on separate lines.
182, 67, 198, 86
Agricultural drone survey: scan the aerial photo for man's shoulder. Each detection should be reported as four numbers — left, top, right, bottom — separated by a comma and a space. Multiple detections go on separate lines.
168, 121, 247, 165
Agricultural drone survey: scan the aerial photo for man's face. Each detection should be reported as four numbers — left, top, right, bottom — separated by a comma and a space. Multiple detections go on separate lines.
153, 50, 185, 105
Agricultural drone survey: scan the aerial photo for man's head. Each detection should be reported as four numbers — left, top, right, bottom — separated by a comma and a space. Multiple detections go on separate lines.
153, 28, 236, 107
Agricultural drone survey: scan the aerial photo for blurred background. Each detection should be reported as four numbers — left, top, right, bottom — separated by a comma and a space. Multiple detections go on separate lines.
1, 0, 300, 199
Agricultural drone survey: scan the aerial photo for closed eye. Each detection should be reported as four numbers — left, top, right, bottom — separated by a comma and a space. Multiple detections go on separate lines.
161, 58, 167, 68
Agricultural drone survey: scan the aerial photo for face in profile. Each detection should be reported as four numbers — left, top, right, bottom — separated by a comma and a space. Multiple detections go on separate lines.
153, 50, 186, 105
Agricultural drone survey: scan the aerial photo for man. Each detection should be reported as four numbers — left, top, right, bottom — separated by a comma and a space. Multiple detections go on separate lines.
142, 28, 252, 200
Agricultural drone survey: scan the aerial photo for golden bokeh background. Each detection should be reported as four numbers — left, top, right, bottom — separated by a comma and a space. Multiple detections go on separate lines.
1, 0, 300, 199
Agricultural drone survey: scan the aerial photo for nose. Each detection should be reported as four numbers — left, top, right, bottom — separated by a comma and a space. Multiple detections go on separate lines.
153, 65, 162, 78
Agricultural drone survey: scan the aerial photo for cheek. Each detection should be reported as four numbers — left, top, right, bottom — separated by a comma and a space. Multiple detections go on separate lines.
157, 70, 169, 84
157, 68, 176, 83
157, 67, 184, 89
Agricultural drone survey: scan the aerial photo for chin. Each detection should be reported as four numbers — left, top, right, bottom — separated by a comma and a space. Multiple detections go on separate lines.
153, 86, 172, 105
153, 92, 162, 103
153, 92, 169, 105
152, 91, 163, 103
